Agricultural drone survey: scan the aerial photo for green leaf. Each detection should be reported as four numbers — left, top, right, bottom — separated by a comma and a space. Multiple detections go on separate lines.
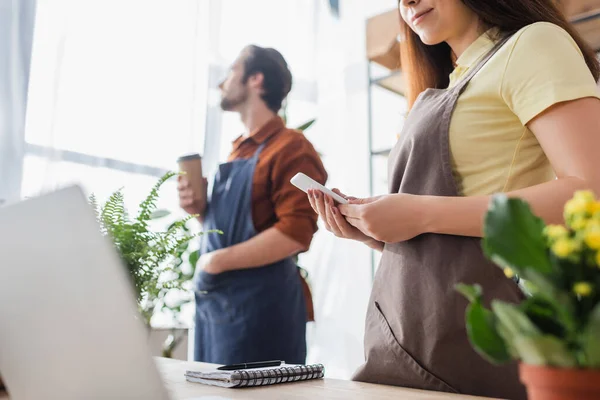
150, 209, 171, 219
176, 241, 190, 254
521, 297, 566, 339
483, 195, 552, 275
496, 323, 519, 359
189, 251, 200, 268
137, 171, 177, 222
464, 301, 511, 364
151, 210, 170, 220
512, 335, 577, 367
168, 220, 189, 232
296, 119, 316, 132
492, 301, 576, 367
582, 302, 600, 367
522, 269, 577, 335
455, 283, 483, 304
492, 301, 541, 337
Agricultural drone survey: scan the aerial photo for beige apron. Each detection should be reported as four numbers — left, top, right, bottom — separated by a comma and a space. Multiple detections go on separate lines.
353, 35, 527, 400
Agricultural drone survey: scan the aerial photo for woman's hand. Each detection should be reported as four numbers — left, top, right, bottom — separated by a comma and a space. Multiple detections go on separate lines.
307, 189, 382, 249
339, 193, 427, 243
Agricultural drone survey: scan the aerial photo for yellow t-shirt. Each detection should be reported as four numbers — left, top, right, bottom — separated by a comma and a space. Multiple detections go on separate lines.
449, 22, 600, 196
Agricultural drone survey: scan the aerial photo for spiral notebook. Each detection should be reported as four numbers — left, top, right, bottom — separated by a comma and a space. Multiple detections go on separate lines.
184, 364, 325, 388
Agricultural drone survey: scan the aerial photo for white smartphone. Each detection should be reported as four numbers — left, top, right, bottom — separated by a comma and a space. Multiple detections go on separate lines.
290, 172, 349, 204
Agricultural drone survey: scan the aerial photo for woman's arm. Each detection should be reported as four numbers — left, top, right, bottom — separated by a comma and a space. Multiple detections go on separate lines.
426, 97, 600, 237
339, 97, 600, 243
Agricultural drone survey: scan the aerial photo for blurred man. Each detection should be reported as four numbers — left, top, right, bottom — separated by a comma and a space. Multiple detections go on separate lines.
178, 45, 327, 364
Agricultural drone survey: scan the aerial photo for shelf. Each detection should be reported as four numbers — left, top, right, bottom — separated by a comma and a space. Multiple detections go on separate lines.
569, 9, 600, 51
371, 69, 405, 96
571, 8, 600, 24
366, 9, 401, 70
559, 0, 600, 20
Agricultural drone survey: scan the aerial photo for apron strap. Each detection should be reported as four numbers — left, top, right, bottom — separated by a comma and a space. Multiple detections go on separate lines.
254, 142, 268, 158
252, 131, 277, 159
454, 32, 514, 94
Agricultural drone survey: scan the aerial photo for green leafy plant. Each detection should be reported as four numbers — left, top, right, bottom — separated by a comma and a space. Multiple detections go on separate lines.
89, 171, 207, 325
154, 220, 201, 357
457, 191, 600, 368
295, 119, 316, 131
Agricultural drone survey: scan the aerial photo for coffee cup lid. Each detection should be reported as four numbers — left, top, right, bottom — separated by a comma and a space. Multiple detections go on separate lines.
177, 153, 201, 162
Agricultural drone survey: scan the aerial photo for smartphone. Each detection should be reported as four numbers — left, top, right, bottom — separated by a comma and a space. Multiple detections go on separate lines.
290, 173, 348, 204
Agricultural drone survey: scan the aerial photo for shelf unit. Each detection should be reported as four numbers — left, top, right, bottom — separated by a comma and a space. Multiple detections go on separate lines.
365, 5, 600, 279
365, 9, 404, 279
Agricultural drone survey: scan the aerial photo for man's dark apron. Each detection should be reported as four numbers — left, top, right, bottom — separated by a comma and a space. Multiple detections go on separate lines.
193, 141, 307, 365
352, 35, 527, 400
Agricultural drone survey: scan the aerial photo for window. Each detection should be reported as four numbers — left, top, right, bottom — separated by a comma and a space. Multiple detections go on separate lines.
25, 0, 209, 210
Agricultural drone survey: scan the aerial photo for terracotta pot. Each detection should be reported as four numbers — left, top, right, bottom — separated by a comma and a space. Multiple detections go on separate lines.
520, 363, 600, 400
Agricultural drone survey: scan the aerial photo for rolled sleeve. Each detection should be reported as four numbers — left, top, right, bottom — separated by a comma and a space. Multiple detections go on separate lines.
270, 136, 327, 250
501, 23, 600, 125
274, 214, 318, 251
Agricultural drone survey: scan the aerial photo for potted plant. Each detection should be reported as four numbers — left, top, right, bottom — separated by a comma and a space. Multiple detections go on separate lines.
456, 191, 600, 400
153, 220, 201, 358
89, 171, 214, 327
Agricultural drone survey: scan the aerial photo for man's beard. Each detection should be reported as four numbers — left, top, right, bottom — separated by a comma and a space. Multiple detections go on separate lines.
220, 90, 248, 111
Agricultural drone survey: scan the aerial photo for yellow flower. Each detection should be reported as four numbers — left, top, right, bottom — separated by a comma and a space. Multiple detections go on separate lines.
571, 217, 589, 232
573, 282, 594, 297
588, 220, 600, 231
585, 230, 600, 250
574, 190, 596, 203
565, 198, 588, 218
544, 224, 569, 240
552, 238, 577, 258
564, 199, 587, 229
587, 201, 600, 215
503, 267, 515, 279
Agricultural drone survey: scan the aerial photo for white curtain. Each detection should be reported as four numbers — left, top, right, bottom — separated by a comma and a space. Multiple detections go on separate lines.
23, 0, 209, 215
0, 0, 36, 205
18, 0, 403, 379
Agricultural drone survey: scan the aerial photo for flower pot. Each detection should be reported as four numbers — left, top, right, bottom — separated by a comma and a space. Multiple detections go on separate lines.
520, 363, 600, 400
148, 327, 189, 360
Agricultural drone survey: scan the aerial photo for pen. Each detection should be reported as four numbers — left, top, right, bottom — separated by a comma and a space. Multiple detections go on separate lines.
217, 360, 282, 371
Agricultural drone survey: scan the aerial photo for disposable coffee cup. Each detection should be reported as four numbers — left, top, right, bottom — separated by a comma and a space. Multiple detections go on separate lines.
177, 153, 206, 208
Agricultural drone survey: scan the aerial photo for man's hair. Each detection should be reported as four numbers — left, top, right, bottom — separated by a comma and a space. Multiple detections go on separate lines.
241, 45, 292, 113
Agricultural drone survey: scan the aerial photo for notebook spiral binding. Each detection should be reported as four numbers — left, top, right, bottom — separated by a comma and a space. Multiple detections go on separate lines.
236, 364, 325, 387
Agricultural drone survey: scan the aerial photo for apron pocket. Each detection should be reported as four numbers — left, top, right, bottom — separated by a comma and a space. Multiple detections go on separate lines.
195, 269, 232, 294
374, 301, 459, 394
197, 270, 224, 287
195, 288, 235, 325
194, 272, 238, 325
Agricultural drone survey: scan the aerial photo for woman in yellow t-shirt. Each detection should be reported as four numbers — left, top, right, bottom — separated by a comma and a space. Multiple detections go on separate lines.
307, 0, 600, 399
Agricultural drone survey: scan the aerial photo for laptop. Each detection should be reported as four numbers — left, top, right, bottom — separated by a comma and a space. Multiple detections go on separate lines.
0, 185, 171, 399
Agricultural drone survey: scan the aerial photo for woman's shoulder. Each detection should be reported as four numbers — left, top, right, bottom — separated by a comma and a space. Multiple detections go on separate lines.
508, 22, 582, 55
497, 21, 598, 126
516, 21, 569, 35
